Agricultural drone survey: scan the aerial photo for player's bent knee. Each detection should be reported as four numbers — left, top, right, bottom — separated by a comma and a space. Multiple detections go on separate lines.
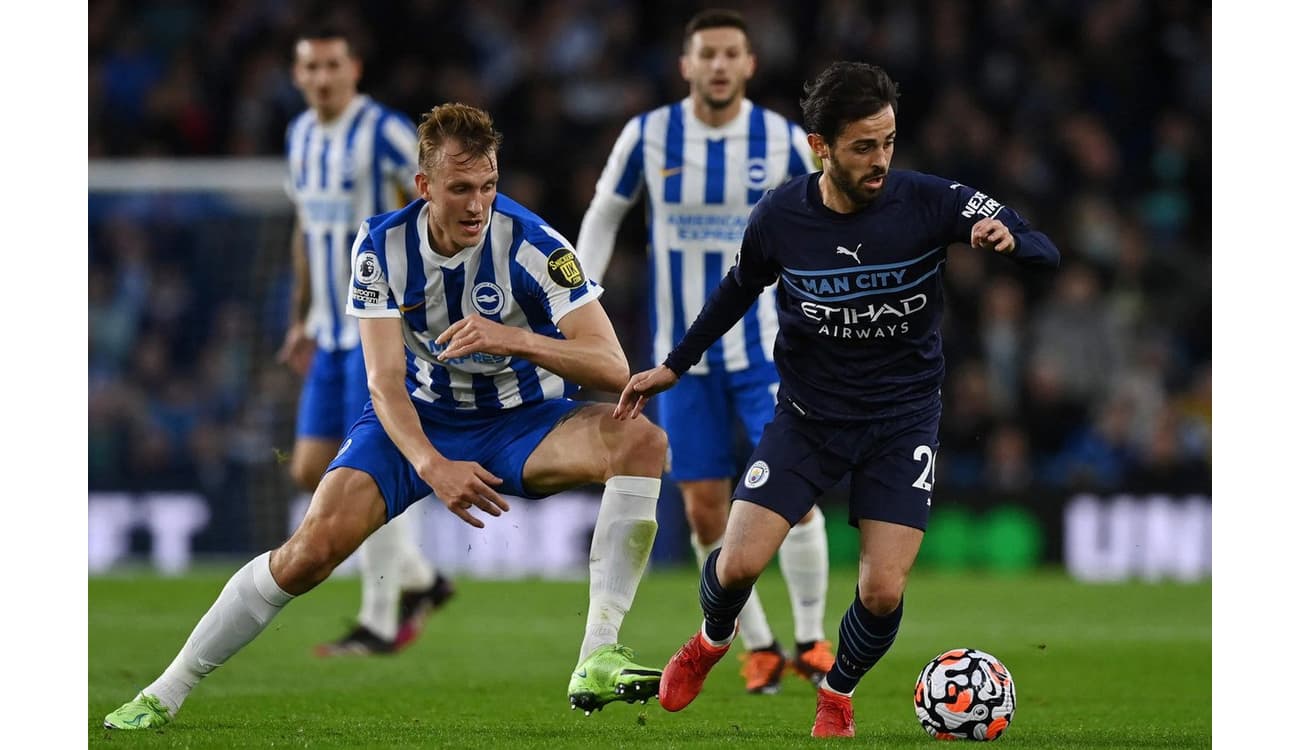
271, 532, 339, 594
273, 472, 383, 594
858, 581, 904, 616
607, 418, 668, 477
716, 550, 762, 589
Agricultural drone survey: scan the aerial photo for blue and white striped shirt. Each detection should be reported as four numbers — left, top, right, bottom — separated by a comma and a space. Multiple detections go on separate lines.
576, 98, 814, 374
347, 195, 603, 419
286, 94, 418, 351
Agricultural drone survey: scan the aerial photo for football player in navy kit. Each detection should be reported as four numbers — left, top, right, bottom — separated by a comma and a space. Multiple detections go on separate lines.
615, 61, 1060, 738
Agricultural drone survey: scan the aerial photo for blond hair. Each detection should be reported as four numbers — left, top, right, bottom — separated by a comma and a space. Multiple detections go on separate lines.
416, 102, 503, 173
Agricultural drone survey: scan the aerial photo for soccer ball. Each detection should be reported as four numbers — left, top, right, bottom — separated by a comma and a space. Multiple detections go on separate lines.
914, 648, 1016, 741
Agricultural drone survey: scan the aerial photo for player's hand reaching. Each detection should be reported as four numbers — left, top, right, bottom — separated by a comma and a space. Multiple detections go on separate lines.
435, 314, 523, 361
614, 365, 679, 420
971, 218, 1017, 255
417, 457, 509, 528
277, 322, 315, 376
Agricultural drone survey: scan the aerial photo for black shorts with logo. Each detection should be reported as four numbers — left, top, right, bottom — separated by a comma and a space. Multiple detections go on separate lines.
732, 398, 942, 530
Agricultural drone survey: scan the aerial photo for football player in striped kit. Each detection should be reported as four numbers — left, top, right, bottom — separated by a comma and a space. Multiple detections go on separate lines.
576, 9, 833, 695
278, 26, 451, 657
105, 103, 667, 730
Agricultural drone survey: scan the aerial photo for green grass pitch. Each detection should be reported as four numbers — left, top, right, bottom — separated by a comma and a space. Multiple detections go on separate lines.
89, 565, 1210, 748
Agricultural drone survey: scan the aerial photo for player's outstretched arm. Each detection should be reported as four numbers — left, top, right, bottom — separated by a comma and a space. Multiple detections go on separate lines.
360, 317, 509, 528
613, 365, 679, 420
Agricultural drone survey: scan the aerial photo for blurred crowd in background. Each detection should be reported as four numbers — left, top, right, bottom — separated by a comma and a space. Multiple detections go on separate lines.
88, 0, 1212, 549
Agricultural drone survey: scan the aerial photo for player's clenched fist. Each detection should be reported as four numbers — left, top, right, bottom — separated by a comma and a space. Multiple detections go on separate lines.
971, 218, 1016, 254
435, 314, 522, 360
614, 365, 679, 420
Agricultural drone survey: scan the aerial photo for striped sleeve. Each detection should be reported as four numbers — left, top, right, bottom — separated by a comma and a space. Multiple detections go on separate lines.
348, 220, 401, 318
375, 111, 419, 204
574, 115, 645, 281
595, 116, 646, 202
283, 116, 303, 202
517, 224, 604, 324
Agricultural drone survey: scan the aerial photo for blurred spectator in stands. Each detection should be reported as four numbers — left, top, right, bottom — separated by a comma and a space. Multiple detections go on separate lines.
984, 423, 1034, 494
1029, 263, 1126, 405
1020, 356, 1088, 462
938, 243, 985, 368
1173, 364, 1212, 463
939, 362, 997, 488
1045, 396, 1136, 491
979, 275, 1027, 415
1128, 407, 1211, 494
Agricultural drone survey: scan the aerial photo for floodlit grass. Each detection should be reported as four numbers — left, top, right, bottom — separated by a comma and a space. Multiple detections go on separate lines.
90, 565, 1210, 748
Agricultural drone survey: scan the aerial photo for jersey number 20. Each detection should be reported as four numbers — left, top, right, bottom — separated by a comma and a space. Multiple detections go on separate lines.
911, 445, 936, 492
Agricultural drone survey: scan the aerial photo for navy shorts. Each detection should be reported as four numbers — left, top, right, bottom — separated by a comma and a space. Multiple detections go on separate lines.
296, 347, 368, 440
733, 399, 942, 530
656, 364, 779, 481
326, 398, 586, 520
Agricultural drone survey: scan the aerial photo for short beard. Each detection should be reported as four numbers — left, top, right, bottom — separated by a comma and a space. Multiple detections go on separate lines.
826, 162, 875, 209
703, 90, 737, 110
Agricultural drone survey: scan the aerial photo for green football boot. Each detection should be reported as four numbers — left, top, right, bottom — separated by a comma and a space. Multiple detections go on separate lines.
103, 693, 172, 730
568, 643, 662, 715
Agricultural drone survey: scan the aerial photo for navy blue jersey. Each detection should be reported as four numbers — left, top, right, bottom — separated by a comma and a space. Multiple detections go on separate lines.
664, 170, 1059, 422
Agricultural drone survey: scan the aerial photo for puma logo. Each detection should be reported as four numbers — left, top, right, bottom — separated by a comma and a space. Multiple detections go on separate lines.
836, 243, 862, 263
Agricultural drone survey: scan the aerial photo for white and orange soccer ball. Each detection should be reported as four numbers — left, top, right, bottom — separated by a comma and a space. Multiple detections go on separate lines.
914, 648, 1016, 741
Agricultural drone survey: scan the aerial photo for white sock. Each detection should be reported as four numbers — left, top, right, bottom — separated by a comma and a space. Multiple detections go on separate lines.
578, 475, 659, 663
143, 552, 293, 715
392, 501, 437, 591
691, 533, 775, 651
779, 505, 829, 644
356, 520, 411, 641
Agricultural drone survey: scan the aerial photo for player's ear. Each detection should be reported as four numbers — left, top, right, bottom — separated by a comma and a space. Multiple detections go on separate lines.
414, 171, 430, 200
678, 54, 690, 83
808, 133, 828, 162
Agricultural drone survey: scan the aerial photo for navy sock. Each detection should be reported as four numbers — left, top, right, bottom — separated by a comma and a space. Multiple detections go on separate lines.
825, 591, 903, 694
699, 548, 752, 643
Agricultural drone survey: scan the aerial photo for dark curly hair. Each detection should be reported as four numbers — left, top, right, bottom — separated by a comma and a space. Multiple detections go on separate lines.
800, 62, 900, 145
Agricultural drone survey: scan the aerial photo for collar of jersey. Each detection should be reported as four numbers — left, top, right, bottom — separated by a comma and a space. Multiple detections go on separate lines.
312, 93, 371, 132
418, 201, 493, 267
681, 96, 753, 136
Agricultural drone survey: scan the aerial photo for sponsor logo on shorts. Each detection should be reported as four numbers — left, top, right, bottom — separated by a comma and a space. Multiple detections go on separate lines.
354, 251, 383, 284
743, 460, 770, 489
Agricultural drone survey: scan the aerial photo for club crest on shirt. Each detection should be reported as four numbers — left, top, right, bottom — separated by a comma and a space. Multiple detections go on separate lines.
471, 282, 505, 316
547, 248, 586, 288
354, 251, 383, 285
743, 460, 770, 489
745, 158, 769, 190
